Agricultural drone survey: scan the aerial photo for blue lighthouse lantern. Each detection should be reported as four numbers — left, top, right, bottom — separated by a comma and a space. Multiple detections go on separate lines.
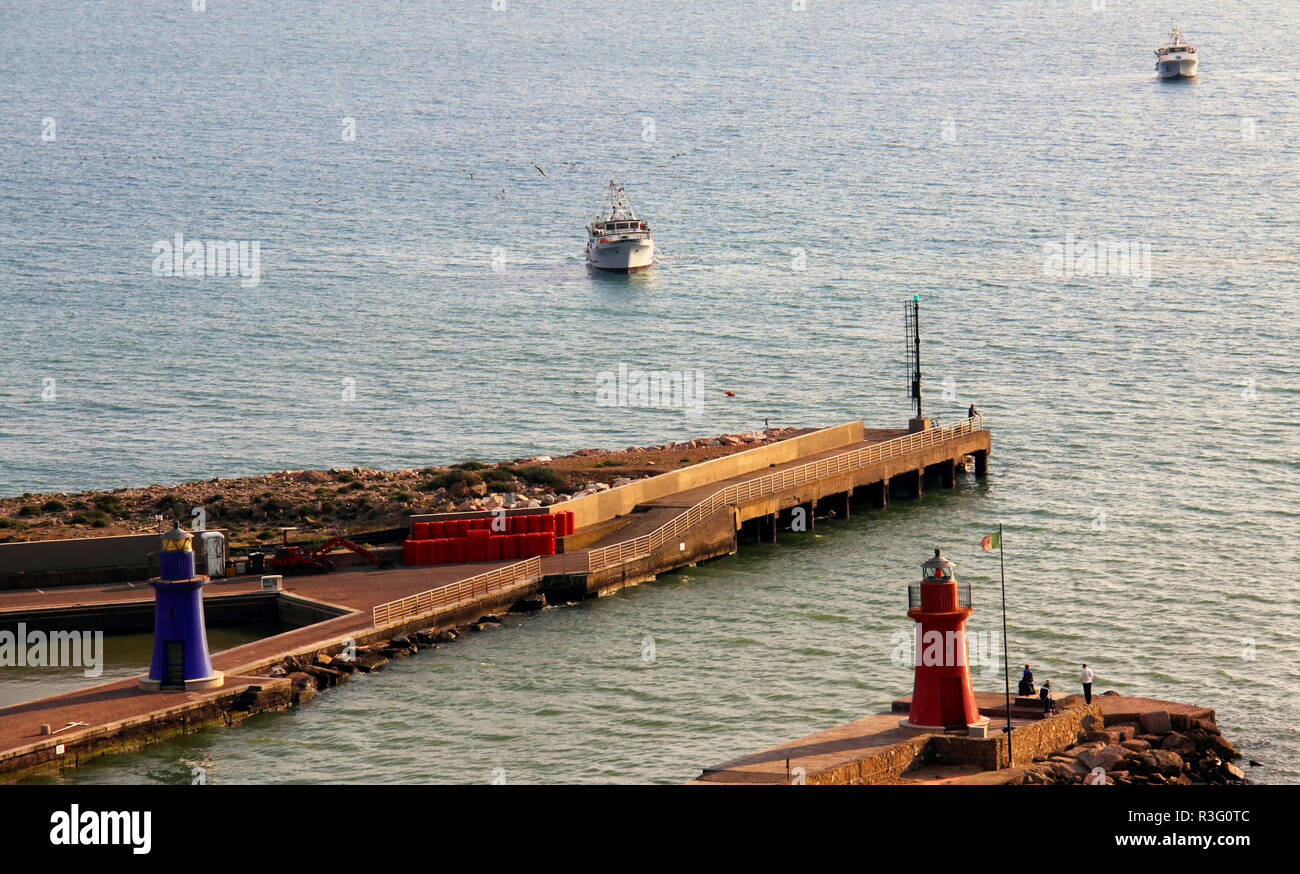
140, 527, 224, 691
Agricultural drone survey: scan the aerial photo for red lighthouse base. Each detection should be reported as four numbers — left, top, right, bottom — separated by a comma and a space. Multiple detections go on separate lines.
901, 609, 989, 732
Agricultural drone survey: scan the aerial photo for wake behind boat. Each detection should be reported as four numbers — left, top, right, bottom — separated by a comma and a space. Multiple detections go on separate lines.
585, 180, 654, 272
1155, 26, 1198, 79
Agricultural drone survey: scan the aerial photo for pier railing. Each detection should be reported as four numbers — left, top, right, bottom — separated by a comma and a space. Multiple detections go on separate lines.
585, 416, 984, 573
371, 556, 543, 627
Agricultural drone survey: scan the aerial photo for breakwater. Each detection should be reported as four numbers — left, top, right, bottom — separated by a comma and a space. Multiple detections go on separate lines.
0, 417, 989, 780
691, 693, 1247, 786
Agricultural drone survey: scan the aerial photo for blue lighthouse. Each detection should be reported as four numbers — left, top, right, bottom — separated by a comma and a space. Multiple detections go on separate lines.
139, 527, 224, 691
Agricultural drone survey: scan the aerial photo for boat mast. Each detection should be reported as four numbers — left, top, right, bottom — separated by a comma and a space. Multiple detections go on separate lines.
1161, 25, 1188, 52
596, 180, 638, 223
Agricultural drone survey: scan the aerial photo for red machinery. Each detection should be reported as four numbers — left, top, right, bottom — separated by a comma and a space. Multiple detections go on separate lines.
271, 528, 393, 575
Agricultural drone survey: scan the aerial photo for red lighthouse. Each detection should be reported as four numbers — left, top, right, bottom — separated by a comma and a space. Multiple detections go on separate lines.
902, 549, 989, 731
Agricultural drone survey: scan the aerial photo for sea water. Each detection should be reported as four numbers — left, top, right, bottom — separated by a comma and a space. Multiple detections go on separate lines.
1, 1, 1296, 783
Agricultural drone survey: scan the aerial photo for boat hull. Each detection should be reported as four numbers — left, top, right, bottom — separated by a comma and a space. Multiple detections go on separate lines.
587, 239, 654, 272
1156, 55, 1198, 78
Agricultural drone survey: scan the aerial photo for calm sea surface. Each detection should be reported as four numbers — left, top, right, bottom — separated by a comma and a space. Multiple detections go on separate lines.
1, 1, 1297, 783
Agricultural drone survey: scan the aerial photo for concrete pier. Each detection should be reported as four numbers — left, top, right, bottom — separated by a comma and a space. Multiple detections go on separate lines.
570, 417, 989, 597
691, 693, 1221, 786
0, 416, 990, 780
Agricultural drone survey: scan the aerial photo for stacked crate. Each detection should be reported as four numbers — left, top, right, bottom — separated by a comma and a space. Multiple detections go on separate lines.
402, 511, 576, 565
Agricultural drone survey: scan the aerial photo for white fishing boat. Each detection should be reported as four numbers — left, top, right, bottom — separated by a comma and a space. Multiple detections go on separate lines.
585, 180, 654, 272
1154, 27, 1198, 79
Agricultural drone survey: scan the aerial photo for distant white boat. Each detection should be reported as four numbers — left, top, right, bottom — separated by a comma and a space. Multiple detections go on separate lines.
585, 180, 654, 272
1155, 27, 1198, 79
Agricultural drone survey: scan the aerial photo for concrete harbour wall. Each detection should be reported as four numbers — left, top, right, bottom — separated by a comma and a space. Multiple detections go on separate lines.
560, 421, 866, 530
0, 533, 161, 591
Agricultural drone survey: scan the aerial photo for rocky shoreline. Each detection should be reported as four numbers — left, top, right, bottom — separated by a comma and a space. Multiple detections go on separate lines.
1014, 695, 1249, 785
0, 427, 804, 548
261, 617, 515, 704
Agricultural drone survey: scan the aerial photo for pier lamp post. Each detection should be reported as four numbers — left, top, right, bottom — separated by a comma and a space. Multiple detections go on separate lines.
139, 527, 224, 692
901, 548, 988, 732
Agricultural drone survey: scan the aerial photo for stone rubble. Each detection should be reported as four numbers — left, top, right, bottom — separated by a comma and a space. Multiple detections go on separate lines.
256, 610, 532, 702
1013, 701, 1245, 786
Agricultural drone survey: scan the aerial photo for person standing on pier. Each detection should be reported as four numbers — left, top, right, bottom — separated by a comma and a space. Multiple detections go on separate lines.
1080, 663, 1094, 704
1040, 680, 1054, 715
968, 403, 978, 419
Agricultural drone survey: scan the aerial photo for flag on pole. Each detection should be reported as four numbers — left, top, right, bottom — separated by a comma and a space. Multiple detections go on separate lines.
981, 530, 1001, 551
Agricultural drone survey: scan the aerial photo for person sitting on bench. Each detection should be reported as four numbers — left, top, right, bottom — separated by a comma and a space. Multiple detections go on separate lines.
1018, 664, 1035, 696
1040, 679, 1055, 715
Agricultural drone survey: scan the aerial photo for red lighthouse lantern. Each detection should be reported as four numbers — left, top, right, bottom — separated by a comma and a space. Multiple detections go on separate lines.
901, 549, 989, 731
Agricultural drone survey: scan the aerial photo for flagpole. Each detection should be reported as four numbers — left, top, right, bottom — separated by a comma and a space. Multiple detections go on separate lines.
998, 523, 1012, 766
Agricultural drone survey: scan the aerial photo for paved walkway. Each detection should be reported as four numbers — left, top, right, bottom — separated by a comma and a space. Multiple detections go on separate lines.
689, 713, 931, 785
0, 673, 274, 760
0, 577, 259, 611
